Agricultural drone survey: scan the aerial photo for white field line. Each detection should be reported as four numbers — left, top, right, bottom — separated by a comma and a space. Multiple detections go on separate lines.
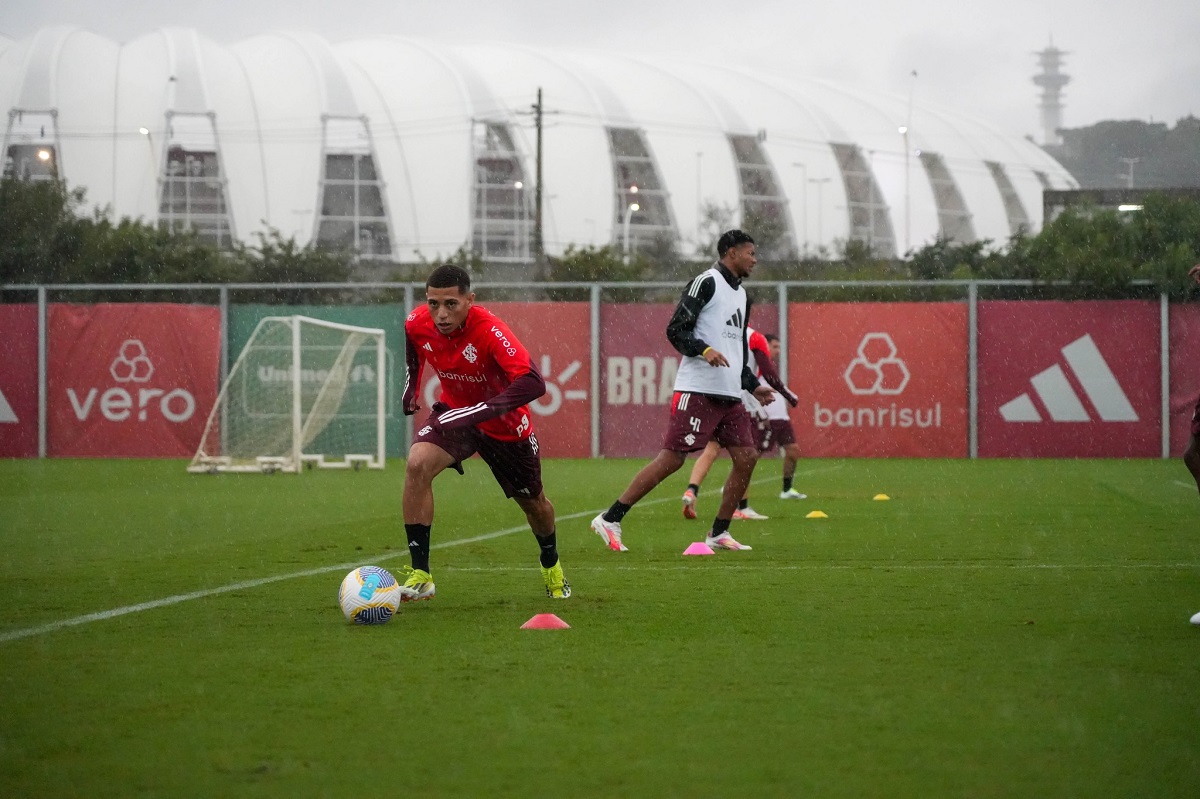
446, 562, 1200, 573
0, 465, 837, 644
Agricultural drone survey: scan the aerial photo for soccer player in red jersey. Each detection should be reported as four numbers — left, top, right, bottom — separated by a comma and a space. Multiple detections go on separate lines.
399, 263, 569, 601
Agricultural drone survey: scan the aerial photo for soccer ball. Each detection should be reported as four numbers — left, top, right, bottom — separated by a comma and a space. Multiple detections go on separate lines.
338, 566, 402, 625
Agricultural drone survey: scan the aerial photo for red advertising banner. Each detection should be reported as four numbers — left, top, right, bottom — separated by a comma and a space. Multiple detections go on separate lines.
787, 303, 968, 457
415, 302, 591, 458
595, 301, 778, 458
1169, 303, 1200, 456
977, 301, 1160, 457
48, 303, 220, 457
599, 303, 678, 457
0, 304, 40, 458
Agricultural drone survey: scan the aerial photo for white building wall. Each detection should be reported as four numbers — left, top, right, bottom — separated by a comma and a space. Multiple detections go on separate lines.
0, 27, 1079, 261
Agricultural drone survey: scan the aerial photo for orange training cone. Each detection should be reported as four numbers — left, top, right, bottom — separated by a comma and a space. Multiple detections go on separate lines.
521, 613, 570, 630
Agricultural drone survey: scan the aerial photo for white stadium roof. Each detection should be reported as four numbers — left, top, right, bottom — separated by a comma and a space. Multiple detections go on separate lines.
0, 27, 1078, 261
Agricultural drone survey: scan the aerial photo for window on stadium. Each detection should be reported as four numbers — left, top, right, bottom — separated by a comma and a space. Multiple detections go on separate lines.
158, 111, 235, 250
986, 161, 1030, 236
919, 151, 976, 244
728, 133, 796, 259
831, 142, 896, 257
3, 109, 59, 182
316, 115, 392, 260
608, 127, 676, 254
472, 122, 529, 262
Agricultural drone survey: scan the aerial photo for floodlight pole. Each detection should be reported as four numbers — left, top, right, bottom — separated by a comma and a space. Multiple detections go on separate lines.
532, 88, 546, 274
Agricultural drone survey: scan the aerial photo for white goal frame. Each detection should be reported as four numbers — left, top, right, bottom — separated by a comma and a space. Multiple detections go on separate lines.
188, 315, 386, 474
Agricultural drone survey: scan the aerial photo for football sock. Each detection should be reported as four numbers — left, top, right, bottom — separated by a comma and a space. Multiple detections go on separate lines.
405, 523, 431, 573
738, 498, 749, 510
604, 501, 632, 523
687, 483, 700, 495
537, 530, 559, 568
711, 518, 731, 536
782, 476, 794, 492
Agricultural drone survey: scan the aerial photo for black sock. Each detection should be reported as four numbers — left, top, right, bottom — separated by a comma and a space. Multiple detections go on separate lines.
688, 483, 700, 495
738, 498, 749, 510
783, 476, 793, 492
537, 530, 559, 568
405, 523, 431, 573
604, 501, 632, 523
711, 518, 731, 536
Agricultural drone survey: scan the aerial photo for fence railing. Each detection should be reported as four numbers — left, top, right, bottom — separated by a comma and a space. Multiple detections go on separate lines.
1, 280, 1190, 461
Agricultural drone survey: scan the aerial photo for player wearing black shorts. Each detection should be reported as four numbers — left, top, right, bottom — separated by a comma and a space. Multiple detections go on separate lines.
400, 264, 569, 601
591, 230, 775, 552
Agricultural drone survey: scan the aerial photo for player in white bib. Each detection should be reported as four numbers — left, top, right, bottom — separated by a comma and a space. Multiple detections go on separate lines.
591, 230, 774, 552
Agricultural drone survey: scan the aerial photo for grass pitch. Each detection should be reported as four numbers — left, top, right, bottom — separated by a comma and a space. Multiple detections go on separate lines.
0, 456, 1197, 798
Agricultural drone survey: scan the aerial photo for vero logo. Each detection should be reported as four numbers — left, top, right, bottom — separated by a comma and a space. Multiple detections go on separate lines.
999, 334, 1137, 423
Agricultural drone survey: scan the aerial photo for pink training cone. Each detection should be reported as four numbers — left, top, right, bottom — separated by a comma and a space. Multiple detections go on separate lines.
521, 613, 570, 630
683, 542, 716, 555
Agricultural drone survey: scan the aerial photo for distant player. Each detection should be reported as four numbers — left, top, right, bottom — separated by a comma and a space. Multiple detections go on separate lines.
681, 328, 801, 521
760, 333, 808, 500
400, 263, 570, 601
591, 229, 774, 552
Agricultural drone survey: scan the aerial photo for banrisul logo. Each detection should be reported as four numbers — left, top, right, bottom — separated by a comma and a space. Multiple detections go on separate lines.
815, 333, 942, 429
67, 340, 197, 423
999, 334, 1137, 423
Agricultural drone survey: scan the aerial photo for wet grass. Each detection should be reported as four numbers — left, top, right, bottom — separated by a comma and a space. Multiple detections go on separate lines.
0, 457, 1197, 798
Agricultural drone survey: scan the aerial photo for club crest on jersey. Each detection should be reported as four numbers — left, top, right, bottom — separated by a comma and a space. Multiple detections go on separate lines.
462, 343, 479, 363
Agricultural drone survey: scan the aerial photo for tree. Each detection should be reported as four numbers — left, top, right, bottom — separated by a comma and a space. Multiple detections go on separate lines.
0, 179, 88, 283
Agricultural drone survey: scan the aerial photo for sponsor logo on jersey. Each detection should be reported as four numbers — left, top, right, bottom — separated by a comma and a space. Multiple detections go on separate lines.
998, 334, 1137, 423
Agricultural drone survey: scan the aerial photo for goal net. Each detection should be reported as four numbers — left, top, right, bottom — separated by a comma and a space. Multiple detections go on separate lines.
188, 315, 386, 473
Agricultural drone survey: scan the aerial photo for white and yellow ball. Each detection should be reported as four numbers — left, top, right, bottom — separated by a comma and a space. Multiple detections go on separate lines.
338, 566, 401, 625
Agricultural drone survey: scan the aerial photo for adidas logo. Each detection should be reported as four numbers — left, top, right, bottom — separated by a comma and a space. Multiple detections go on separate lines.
725, 309, 744, 329
423, 343, 433, 351
0, 387, 16, 423
999, 334, 1137, 423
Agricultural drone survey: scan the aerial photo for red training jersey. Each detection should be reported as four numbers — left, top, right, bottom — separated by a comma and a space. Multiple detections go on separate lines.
403, 304, 538, 441
748, 328, 770, 379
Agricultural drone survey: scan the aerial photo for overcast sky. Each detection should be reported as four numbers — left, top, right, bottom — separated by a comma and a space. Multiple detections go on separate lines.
4, 0, 1198, 138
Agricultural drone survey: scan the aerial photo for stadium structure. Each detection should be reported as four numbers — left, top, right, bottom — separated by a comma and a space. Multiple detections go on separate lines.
0, 27, 1078, 263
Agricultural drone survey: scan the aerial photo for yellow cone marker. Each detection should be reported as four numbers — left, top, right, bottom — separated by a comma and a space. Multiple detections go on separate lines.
805, 510, 828, 519
873, 494, 891, 501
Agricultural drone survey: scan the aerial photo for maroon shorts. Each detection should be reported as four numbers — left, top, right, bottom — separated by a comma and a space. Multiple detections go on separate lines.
414, 415, 543, 499
1192, 394, 1200, 437
662, 392, 756, 453
757, 419, 797, 453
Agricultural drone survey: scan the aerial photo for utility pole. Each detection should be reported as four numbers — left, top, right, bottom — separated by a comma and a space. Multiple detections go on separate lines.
532, 88, 545, 271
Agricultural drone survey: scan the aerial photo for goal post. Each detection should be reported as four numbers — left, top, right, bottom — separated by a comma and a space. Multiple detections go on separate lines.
189, 315, 387, 474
